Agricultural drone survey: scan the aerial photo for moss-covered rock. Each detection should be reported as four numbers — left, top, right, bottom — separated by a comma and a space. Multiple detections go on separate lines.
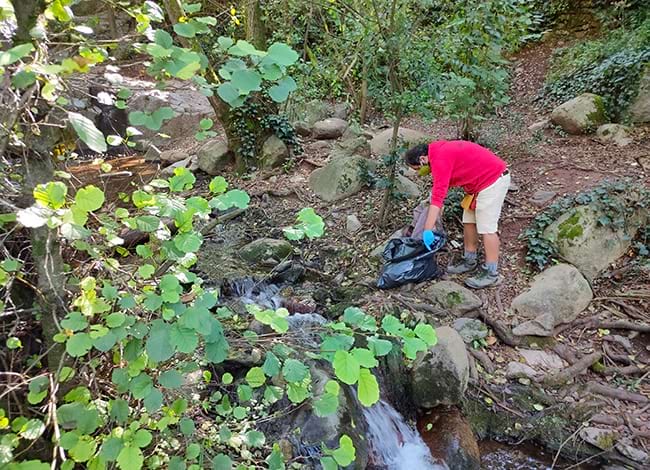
550, 93, 608, 134
424, 281, 482, 317
239, 238, 293, 265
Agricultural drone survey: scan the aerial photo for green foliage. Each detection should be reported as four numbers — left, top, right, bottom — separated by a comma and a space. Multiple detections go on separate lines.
283, 207, 325, 240
522, 179, 650, 270
542, 16, 650, 118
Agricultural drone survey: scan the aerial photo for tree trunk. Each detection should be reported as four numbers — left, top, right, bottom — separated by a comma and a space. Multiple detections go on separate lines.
378, 112, 402, 225
244, 0, 267, 48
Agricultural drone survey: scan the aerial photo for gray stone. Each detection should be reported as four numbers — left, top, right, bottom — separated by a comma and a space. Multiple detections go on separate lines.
579, 427, 618, 450
629, 66, 650, 123
511, 264, 592, 337
346, 214, 362, 234
528, 119, 550, 132
143, 144, 161, 161
424, 281, 482, 316
530, 190, 557, 207
312, 118, 349, 140
293, 121, 312, 137
615, 439, 649, 463
394, 175, 421, 199
160, 148, 189, 163
411, 326, 469, 408
550, 93, 607, 134
329, 136, 371, 160
197, 140, 232, 175
506, 362, 540, 380
308, 156, 376, 202
543, 204, 647, 280
261, 135, 289, 169
596, 124, 632, 147
370, 127, 429, 156
292, 99, 332, 127
452, 318, 488, 343
332, 102, 352, 120
239, 238, 293, 265
519, 349, 566, 369
162, 156, 198, 175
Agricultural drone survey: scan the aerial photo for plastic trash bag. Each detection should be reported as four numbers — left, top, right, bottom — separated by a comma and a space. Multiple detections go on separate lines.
376, 234, 446, 289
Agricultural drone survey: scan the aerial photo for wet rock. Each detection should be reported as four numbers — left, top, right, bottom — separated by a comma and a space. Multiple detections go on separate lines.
160, 148, 189, 163
528, 119, 550, 132
453, 318, 488, 343
519, 349, 566, 370
312, 118, 348, 140
628, 65, 650, 123
370, 127, 430, 156
417, 406, 481, 470
550, 93, 607, 134
308, 156, 376, 202
261, 135, 289, 169
424, 281, 482, 316
543, 204, 647, 280
596, 124, 632, 147
197, 139, 233, 175
346, 214, 362, 234
579, 427, 618, 450
332, 102, 352, 120
329, 136, 371, 160
394, 175, 421, 199
511, 264, 592, 337
162, 156, 198, 176
506, 362, 540, 380
530, 190, 557, 207
411, 326, 469, 408
143, 144, 161, 161
239, 238, 293, 265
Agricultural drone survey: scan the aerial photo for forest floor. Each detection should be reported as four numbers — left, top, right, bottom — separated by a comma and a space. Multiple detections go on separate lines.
69, 35, 650, 466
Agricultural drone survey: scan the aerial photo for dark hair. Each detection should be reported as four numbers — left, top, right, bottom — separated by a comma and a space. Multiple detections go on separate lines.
404, 144, 429, 166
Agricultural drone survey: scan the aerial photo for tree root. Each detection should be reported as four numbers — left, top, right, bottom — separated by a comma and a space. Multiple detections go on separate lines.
477, 310, 521, 347
585, 381, 649, 404
469, 348, 495, 374
543, 352, 602, 387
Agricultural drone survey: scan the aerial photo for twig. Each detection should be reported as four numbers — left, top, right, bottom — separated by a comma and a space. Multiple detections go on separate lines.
551, 423, 586, 469
469, 348, 495, 374
544, 352, 602, 387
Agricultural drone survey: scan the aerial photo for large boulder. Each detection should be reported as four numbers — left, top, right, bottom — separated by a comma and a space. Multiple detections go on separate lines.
291, 99, 333, 128
418, 406, 481, 470
197, 140, 233, 175
596, 124, 632, 147
629, 66, 650, 123
260, 135, 289, 169
312, 118, 348, 140
410, 326, 469, 408
239, 238, 293, 265
329, 136, 371, 160
424, 281, 482, 317
550, 93, 607, 134
543, 204, 647, 280
309, 156, 376, 202
370, 127, 429, 156
394, 175, 421, 199
160, 148, 189, 164
453, 318, 489, 344
511, 264, 592, 337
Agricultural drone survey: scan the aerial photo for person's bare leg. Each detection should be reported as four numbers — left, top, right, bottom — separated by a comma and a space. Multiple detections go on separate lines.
483, 233, 499, 264
464, 223, 479, 253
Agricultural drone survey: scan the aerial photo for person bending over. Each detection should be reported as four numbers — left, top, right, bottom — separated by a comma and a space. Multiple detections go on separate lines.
404, 140, 511, 289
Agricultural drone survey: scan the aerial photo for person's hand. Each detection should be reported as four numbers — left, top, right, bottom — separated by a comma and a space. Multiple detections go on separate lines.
422, 230, 438, 251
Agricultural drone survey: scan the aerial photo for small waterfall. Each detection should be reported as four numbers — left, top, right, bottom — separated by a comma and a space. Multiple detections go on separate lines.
363, 400, 449, 470
226, 277, 283, 309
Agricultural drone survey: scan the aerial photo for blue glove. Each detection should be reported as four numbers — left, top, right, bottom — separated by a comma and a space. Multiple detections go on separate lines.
422, 230, 438, 251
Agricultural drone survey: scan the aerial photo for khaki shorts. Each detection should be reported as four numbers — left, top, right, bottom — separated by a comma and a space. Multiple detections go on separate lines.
462, 174, 511, 234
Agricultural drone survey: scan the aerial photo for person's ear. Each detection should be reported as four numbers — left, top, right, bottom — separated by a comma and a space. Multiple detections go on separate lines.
419, 155, 427, 166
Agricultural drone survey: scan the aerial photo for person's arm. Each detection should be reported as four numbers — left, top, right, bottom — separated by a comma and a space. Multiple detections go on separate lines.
425, 157, 452, 230
424, 204, 441, 231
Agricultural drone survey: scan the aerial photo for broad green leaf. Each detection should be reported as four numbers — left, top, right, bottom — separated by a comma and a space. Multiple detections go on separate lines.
129, 373, 153, 399
135, 215, 160, 232
66, 333, 93, 357
174, 22, 196, 38
222, 372, 233, 384
332, 435, 356, 466
217, 82, 240, 105
174, 232, 202, 253
61, 312, 88, 331
351, 348, 378, 368
146, 320, 174, 362
320, 457, 337, 470
333, 350, 360, 385
209, 176, 228, 194
381, 315, 403, 335
180, 417, 195, 437
154, 29, 173, 48
116, 445, 143, 470
402, 336, 427, 360
211, 454, 232, 470
228, 40, 261, 57
231, 69, 262, 94
313, 392, 339, 417
133, 429, 152, 448
159, 370, 184, 389
217, 37, 234, 50
414, 324, 437, 346
34, 181, 67, 209
286, 381, 310, 403
245, 430, 265, 448
109, 399, 129, 423
143, 389, 163, 413
169, 325, 198, 354
245, 367, 266, 388
75, 185, 105, 212
106, 312, 126, 328
19, 419, 45, 440
100, 436, 123, 461
357, 368, 379, 406
200, 118, 213, 130
69, 435, 97, 462
138, 264, 155, 279
69, 112, 107, 153
282, 359, 309, 383
160, 274, 181, 303
0, 43, 34, 66
262, 352, 281, 377
266, 43, 299, 66
368, 337, 393, 357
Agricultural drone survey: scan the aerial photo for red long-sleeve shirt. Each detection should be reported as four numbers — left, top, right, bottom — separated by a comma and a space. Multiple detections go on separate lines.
428, 140, 507, 208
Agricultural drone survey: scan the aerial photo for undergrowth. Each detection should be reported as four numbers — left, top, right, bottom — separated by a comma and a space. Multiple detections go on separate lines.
521, 180, 650, 270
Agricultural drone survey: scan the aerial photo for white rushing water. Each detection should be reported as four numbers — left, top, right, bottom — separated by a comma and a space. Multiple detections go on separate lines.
363, 400, 449, 470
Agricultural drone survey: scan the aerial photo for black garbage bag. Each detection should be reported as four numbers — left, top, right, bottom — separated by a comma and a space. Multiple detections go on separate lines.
376, 234, 446, 289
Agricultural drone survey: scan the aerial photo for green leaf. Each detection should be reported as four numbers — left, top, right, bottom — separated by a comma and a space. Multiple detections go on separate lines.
20, 419, 45, 440
233, 406, 247, 419
117, 445, 143, 470
263, 352, 281, 377
69, 112, 107, 153
231, 69, 262, 94
69, 435, 97, 462
368, 337, 393, 356
146, 321, 174, 362
135, 215, 160, 232
381, 315, 403, 335
332, 435, 356, 466
66, 333, 92, 357
245, 367, 266, 388
133, 429, 152, 448
34, 181, 67, 209
222, 372, 233, 384
320, 456, 338, 470
159, 370, 184, 389
169, 325, 198, 354
333, 350, 360, 385
414, 324, 437, 346
109, 399, 129, 423
287, 381, 310, 403
160, 274, 181, 303
217, 37, 234, 50
129, 373, 153, 399
174, 232, 202, 253
180, 417, 195, 437
100, 436, 123, 462
154, 29, 173, 48
357, 368, 379, 406
61, 312, 88, 331
313, 388, 339, 417
282, 359, 309, 383
266, 43, 299, 66
209, 189, 250, 210
200, 118, 213, 130
351, 348, 378, 368
228, 40, 261, 57
169, 167, 196, 192
211, 454, 232, 470
209, 176, 228, 194
402, 336, 427, 360
0, 43, 34, 66
174, 22, 196, 38
217, 82, 240, 105
106, 312, 126, 328
245, 430, 265, 448
143, 389, 163, 413
6, 337, 22, 349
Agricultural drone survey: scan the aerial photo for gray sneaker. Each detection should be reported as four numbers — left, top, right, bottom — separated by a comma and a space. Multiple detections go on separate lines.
465, 266, 502, 289
447, 257, 478, 275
